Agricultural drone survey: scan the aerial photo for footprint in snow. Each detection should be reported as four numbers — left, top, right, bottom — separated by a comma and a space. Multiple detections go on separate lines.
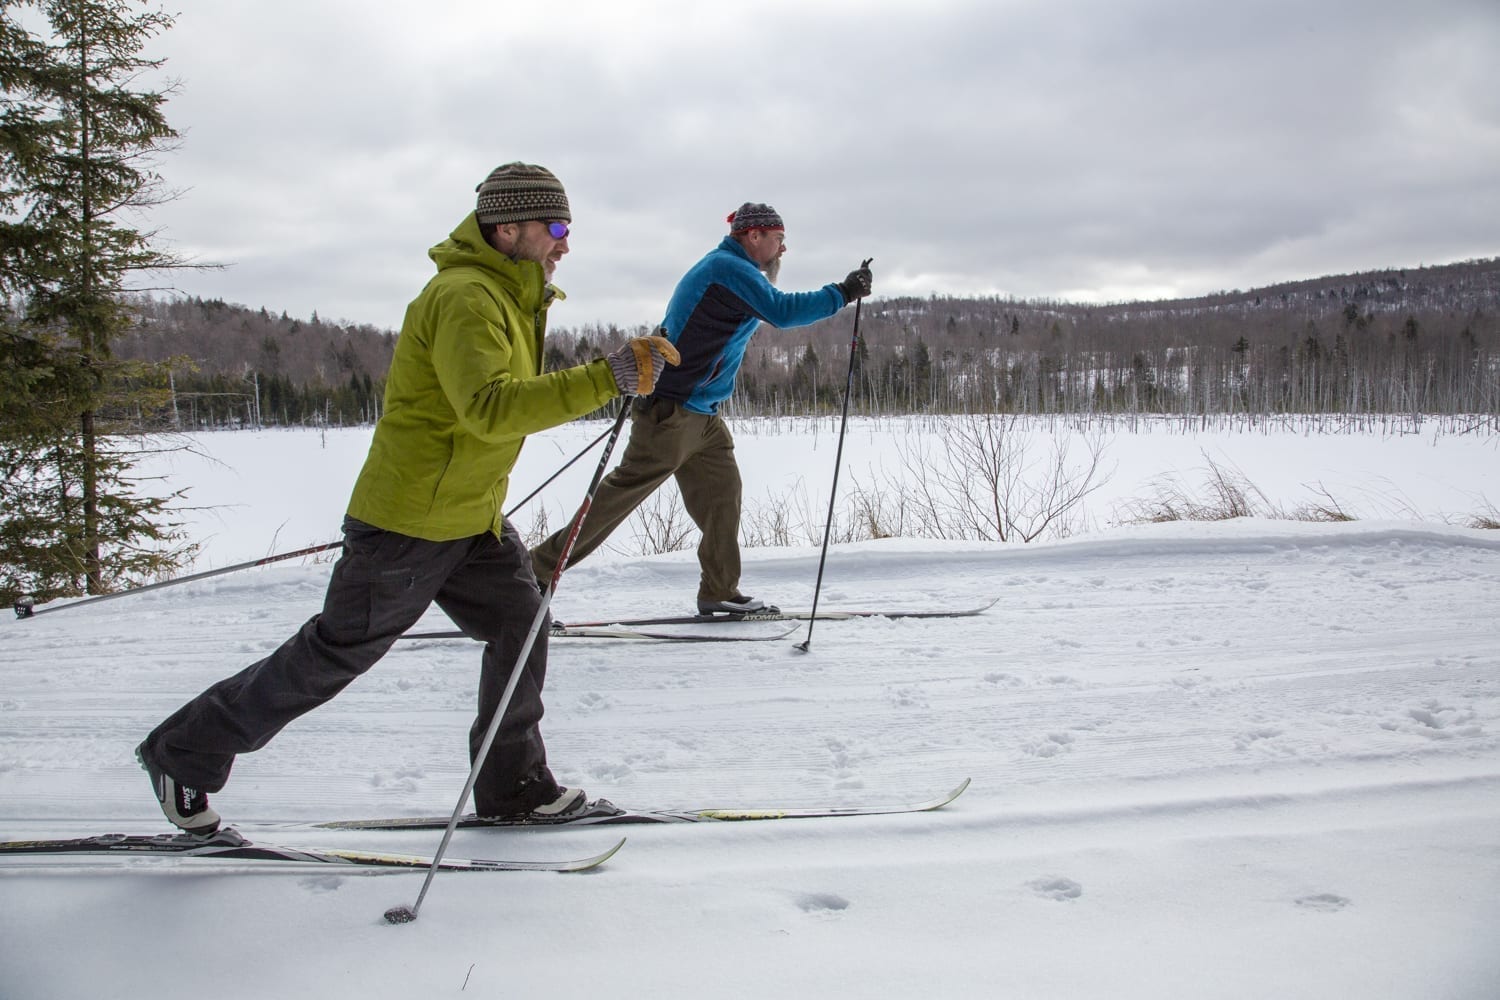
574, 691, 613, 714
1023, 732, 1075, 758
1028, 876, 1083, 901
1294, 893, 1351, 913
983, 671, 1026, 688
1380, 702, 1482, 740
796, 892, 850, 916
368, 771, 419, 793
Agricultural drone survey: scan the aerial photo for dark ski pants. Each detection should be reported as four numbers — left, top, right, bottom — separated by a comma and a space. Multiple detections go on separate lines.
530, 397, 743, 602
144, 517, 561, 816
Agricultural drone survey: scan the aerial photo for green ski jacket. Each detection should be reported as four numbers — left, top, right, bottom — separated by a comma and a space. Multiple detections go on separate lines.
346, 212, 619, 540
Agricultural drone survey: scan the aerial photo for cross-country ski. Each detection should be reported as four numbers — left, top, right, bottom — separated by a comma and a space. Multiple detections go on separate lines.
552, 599, 999, 630
404, 622, 803, 642
0, 828, 625, 873
318, 779, 970, 831
397, 601, 996, 641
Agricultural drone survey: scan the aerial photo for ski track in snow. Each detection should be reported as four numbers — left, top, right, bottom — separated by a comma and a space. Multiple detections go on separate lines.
3, 524, 1496, 822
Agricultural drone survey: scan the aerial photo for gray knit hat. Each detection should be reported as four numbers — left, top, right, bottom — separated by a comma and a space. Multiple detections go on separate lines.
727, 202, 784, 234
475, 162, 571, 225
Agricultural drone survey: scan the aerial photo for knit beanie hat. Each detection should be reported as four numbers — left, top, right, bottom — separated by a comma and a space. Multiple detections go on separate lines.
475, 162, 571, 225
727, 202, 784, 234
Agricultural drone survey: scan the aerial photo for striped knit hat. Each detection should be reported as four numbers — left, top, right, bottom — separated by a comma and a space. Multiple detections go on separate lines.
475, 162, 571, 225
727, 202, 784, 234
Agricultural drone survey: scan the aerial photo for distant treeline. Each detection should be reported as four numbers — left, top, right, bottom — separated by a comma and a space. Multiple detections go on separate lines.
113, 257, 1500, 428
117, 298, 394, 427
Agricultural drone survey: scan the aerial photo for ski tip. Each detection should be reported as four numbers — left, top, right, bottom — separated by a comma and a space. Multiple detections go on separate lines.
910, 777, 972, 813
590, 836, 627, 867
553, 836, 627, 873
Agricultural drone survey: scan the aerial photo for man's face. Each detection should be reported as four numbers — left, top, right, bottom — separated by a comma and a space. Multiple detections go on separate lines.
500, 220, 570, 280
744, 228, 787, 269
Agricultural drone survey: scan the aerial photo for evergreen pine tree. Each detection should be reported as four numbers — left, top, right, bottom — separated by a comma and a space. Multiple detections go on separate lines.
0, 0, 198, 600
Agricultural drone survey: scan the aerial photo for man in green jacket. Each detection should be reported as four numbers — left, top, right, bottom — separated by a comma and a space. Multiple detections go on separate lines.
136, 163, 676, 832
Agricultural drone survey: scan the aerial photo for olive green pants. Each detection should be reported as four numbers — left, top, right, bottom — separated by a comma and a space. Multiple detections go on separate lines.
531, 398, 743, 603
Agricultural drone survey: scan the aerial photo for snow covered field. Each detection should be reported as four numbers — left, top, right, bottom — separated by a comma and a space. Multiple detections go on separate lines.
2, 418, 1498, 999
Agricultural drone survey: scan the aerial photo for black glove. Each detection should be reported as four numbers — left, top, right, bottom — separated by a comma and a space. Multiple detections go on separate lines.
837, 262, 873, 304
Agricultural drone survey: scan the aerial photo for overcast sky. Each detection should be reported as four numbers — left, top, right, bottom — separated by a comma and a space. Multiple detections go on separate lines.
130, 0, 1498, 332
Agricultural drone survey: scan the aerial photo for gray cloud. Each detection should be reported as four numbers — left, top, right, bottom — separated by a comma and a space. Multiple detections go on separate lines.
141, 0, 1498, 330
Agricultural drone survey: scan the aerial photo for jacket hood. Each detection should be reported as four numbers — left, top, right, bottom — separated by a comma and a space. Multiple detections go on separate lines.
428, 212, 565, 309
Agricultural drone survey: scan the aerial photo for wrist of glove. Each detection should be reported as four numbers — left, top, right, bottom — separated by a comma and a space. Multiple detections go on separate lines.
837, 265, 873, 304
607, 334, 682, 396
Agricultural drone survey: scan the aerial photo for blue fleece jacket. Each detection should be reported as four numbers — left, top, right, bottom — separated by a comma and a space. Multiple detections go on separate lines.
651, 236, 847, 414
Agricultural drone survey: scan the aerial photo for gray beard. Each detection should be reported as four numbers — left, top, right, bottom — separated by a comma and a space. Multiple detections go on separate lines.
762, 256, 780, 285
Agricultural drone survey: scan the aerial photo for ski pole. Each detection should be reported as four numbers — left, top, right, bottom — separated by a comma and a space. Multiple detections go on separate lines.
384, 398, 632, 925
12, 426, 613, 621
12, 540, 344, 619
502, 423, 612, 515
796, 259, 871, 654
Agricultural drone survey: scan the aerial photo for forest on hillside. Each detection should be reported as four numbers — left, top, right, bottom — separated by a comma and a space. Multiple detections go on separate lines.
112, 257, 1500, 428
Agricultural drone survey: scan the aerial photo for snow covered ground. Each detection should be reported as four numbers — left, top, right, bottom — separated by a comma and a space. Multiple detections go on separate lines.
2, 418, 1498, 999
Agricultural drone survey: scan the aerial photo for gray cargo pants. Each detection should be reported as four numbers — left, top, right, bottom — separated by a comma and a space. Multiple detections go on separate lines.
142, 516, 560, 816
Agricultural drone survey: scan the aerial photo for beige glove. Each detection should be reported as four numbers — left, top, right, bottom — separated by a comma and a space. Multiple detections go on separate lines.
607, 335, 681, 396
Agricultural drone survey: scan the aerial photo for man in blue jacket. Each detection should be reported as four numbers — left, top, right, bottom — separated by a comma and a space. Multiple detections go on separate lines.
531, 203, 872, 614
